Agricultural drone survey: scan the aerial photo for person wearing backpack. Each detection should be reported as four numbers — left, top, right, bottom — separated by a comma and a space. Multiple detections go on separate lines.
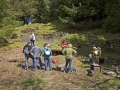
62, 43, 77, 73
30, 33, 36, 46
42, 43, 52, 71
30, 43, 43, 71
23, 42, 34, 70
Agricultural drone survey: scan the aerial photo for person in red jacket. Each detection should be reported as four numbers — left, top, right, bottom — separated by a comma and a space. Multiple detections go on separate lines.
61, 39, 67, 50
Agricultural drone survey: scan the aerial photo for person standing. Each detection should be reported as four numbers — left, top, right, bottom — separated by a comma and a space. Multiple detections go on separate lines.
62, 43, 77, 73
61, 39, 67, 50
42, 43, 52, 71
23, 42, 34, 70
30, 33, 36, 46
30, 44, 43, 70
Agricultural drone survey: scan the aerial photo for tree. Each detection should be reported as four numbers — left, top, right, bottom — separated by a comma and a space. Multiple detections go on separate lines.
103, 0, 120, 33
0, 0, 6, 27
36, 0, 51, 22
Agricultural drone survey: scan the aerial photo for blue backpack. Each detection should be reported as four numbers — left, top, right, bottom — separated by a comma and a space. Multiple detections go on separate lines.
70, 66, 76, 72
65, 66, 76, 73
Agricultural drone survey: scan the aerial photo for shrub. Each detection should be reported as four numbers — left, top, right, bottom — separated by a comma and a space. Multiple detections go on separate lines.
102, 2, 120, 34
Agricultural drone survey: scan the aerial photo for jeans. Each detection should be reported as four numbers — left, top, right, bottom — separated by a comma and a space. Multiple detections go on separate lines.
25, 54, 33, 70
33, 57, 42, 70
30, 40, 35, 46
64, 58, 72, 72
44, 59, 52, 71
62, 46, 66, 50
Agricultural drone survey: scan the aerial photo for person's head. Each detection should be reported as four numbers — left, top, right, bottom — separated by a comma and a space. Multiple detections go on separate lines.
44, 43, 48, 47
47, 44, 51, 48
63, 39, 66, 42
27, 42, 30, 45
93, 47, 97, 50
68, 43, 72, 48
32, 33, 34, 36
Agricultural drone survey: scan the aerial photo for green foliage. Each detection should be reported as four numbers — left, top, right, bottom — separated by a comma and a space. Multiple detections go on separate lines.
103, 1, 120, 33
0, 0, 120, 37
36, 0, 51, 22
0, 0, 6, 27
22, 78, 44, 90
100, 78, 120, 90
0, 26, 15, 38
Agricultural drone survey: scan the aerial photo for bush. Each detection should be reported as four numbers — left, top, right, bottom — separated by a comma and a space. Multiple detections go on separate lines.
102, 2, 120, 34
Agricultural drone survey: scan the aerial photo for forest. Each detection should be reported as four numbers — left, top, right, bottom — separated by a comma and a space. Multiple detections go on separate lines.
0, 0, 120, 35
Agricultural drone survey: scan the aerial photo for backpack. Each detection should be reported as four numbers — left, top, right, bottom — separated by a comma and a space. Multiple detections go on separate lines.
65, 66, 76, 73
70, 66, 76, 72
87, 70, 94, 76
44, 48, 50, 56
24, 47, 29, 54
30, 35, 33, 41
97, 47, 101, 56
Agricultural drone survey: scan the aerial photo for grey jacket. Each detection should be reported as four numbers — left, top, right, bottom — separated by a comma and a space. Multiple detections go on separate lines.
30, 45, 41, 58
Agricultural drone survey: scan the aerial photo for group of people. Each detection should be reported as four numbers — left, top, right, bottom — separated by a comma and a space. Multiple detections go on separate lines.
23, 34, 77, 73
23, 42, 52, 71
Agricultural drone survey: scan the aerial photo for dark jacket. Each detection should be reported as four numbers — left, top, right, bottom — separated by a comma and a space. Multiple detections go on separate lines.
23, 44, 32, 56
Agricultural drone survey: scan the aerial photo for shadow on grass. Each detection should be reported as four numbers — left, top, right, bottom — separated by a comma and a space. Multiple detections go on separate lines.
17, 63, 45, 70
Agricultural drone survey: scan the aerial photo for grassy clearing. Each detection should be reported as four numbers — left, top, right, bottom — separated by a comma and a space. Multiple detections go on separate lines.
0, 21, 120, 90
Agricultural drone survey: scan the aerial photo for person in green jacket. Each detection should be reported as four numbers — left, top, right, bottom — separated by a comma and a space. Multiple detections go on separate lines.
42, 43, 52, 71
62, 43, 77, 73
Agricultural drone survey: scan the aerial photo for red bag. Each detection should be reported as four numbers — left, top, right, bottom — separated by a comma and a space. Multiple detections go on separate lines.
52, 58, 57, 63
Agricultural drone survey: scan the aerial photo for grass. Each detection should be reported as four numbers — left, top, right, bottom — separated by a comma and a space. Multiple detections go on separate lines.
0, 21, 120, 90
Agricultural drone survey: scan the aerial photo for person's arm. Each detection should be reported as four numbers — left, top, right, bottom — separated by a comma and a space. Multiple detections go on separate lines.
73, 49, 77, 54
72, 49, 77, 57
65, 41, 67, 46
23, 46, 25, 53
62, 49, 65, 55
41, 49, 45, 56
50, 48, 52, 56
30, 47, 33, 53
39, 48, 42, 56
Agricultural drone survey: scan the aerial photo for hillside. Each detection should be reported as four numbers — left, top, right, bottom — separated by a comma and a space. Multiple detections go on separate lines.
0, 23, 120, 90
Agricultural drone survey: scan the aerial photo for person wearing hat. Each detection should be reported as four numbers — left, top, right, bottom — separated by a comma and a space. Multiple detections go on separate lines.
62, 43, 77, 73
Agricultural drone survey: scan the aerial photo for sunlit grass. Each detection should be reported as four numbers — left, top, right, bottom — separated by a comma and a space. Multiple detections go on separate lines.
6, 42, 26, 48
1, 21, 120, 90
